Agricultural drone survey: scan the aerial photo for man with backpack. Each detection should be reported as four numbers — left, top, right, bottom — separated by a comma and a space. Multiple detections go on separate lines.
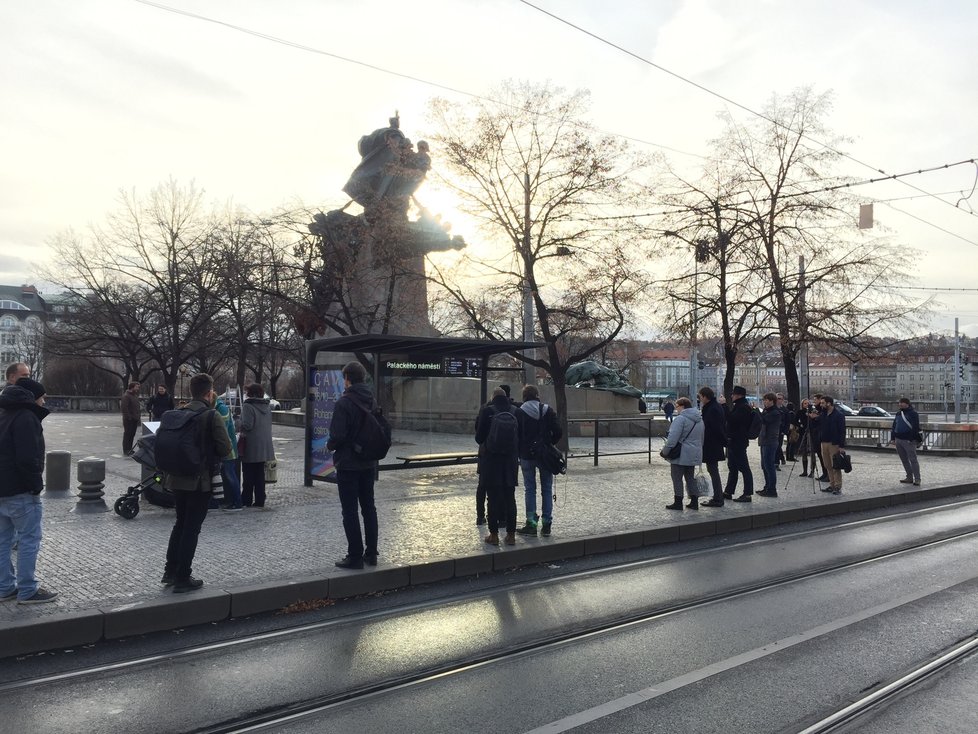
724, 385, 756, 503
515, 384, 562, 537
327, 361, 389, 570
475, 387, 521, 546
157, 373, 232, 593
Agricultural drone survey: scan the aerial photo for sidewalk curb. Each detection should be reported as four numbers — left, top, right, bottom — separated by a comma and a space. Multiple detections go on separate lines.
3, 481, 977, 659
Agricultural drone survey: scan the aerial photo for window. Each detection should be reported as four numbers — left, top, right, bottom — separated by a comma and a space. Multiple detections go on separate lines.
0, 300, 28, 311
0, 316, 17, 329
0, 333, 16, 346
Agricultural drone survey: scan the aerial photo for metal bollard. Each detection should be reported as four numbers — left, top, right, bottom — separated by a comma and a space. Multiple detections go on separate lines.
72, 456, 109, 514
45, 450, 72, 493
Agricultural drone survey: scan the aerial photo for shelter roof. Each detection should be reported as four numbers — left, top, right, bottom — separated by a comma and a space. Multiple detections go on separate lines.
306, 333, 544, 360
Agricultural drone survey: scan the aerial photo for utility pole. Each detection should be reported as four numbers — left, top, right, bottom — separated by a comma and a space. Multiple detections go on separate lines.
798, 255, 810, 401
954, 317, 961, 423
522, 172, 535, 386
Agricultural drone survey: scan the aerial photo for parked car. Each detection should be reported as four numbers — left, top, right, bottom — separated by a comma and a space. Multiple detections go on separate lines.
834, 401, 857, 416
857, 405, 893, 418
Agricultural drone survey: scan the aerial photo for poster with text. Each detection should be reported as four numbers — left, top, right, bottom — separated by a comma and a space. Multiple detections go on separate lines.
309, 366, 345, 478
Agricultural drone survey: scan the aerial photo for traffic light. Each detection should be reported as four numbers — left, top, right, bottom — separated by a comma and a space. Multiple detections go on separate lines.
697, 360, 705, 370
960, 364, 965, 380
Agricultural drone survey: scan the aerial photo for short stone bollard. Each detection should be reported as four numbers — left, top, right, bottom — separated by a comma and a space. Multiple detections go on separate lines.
72, 456, 109, 514
45, 450, 72, 493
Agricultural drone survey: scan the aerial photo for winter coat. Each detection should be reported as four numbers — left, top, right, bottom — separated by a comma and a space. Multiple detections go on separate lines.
239, 398, 275, 464
661, 407, 704, 466
726, 397, 753, 447
891, 407, 920, 441
516, 399, 562, 460
820, 408, 846, 447
161, 399, 232, 492
758, 405, 782, 447
700, 397, 727, 463
0, 384, 49, 496
475, 394, 519, 487
147, 392, 175, 421
327, 383, 378, 472
121, 391, 141, 422
215, 398, 238, 461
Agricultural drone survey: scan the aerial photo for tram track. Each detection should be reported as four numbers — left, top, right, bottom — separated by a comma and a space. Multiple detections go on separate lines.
795, 635, 978, 734
5, 502, 977, 734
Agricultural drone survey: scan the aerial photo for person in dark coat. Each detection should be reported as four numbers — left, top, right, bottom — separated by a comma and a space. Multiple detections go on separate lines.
890, 397, 921, 486
809, 394, 830, 481
724, 385, 755, 502
819, 395, 847, 495
327, 362, 380, 569
161, 373, 232, 594
0, 378, 58, 604
697, 386, 727, 507
795, 399, 815, 477
663, 400, 675, 422
475, 388, 520, 546
239, 384, 274, 508
757, 393, 782, 497
147, 385, 175, 421
121, 381, 141, 455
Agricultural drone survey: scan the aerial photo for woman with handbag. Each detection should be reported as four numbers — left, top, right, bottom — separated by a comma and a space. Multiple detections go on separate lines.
239, 383, 275, 508
659, 397, 704, 510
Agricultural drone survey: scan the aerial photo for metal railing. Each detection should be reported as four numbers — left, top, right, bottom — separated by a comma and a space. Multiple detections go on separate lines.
565, 416, 661, 466
844, 418, 978, 452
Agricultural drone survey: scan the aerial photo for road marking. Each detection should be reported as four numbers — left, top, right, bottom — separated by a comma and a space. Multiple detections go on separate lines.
523, 577, 971, 734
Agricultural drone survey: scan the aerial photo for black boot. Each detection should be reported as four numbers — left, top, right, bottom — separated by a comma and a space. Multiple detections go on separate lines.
685, 497, 699, 510
666, 498, 683, 510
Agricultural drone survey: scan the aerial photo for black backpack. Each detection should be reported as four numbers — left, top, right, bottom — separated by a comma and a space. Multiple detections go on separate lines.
155, 407, 216, 476
349, 398, 392, 461
747, 409, 762, 440
486, 406, 519, 455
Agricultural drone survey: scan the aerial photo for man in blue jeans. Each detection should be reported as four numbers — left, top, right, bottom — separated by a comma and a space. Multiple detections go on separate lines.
0, 377, 58, 604
515, 385, 562, 537
757, 392, 782, 497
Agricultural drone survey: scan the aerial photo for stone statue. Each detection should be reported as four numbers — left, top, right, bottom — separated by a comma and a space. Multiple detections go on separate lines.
565, 361, 643, 398
308, 115, 464, 336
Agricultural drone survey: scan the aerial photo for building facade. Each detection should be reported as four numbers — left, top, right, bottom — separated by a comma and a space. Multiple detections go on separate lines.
0, 284, 48, 377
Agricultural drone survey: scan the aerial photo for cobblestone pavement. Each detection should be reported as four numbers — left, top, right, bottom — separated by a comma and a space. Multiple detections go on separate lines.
2, 413, 975, 624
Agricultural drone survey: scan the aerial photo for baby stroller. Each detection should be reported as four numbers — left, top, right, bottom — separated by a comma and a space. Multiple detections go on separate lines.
114, 432, 173, 519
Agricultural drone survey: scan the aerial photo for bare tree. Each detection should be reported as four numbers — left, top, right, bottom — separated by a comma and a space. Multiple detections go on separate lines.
425, 81, 655, 438
42, 179, 225, 394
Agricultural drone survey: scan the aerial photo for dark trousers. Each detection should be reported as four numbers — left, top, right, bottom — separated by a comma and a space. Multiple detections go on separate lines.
241, 462, 266, 507
476, 477, 487, 521
486, 483, 517, 534
165, 490, 210, 580
803, 432, 828, 476
122, 418, 139, 455
725, 442, 754, 495
704, 460, 723, 501
337, 469, 378, 558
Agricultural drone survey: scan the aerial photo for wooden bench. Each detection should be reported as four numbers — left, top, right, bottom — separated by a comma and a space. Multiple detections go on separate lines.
391, 451, 479, 469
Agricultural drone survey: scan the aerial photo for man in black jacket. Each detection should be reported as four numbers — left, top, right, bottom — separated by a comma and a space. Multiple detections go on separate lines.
724, 386, 755, 502
697, 386, 727, 507
820, 395, 847, 495
0, 378, 58, 604
327, 361, 379, 570
147, 385, 175, 421
476, 388, 520, 546
890, 397, 921, 486
514, 384, 562, 536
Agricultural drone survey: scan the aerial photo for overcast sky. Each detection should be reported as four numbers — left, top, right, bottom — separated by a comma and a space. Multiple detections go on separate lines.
2, 0, 976, 334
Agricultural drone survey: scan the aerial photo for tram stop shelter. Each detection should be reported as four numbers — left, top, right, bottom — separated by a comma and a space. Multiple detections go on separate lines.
304, 333, 544, 485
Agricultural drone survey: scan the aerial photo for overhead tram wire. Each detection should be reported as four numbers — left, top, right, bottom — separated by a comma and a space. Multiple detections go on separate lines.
518, 0, 978, 221
129, 0, 705, 161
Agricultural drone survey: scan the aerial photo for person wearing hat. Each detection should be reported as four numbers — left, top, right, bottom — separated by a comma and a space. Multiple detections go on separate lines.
0, 377, 59, 604
724, 386, 755, 502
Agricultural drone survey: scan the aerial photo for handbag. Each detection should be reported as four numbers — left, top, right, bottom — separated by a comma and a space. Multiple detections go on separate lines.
264, 455, 278, 484
661, 421, 695, 461
832, 452, 852, 473
237, 434, 247, 456
693, 467, 712, 497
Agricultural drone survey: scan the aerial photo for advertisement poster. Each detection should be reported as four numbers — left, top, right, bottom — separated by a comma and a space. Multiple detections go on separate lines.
309, 366, 345, 479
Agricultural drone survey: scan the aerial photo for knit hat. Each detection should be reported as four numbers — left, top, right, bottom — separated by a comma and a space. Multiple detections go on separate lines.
731, 385, 747, 396
16, 377, 46, 400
